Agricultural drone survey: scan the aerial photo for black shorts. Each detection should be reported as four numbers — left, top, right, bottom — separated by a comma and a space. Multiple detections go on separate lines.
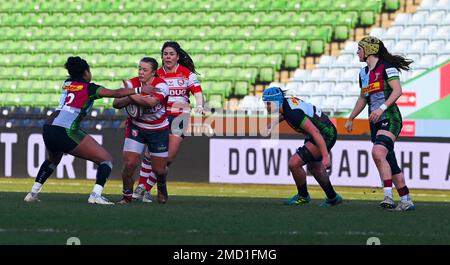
370, 118, 402, 142
297, 126, 337, 162
43, 124, 86, 153
168, 114, 189, 138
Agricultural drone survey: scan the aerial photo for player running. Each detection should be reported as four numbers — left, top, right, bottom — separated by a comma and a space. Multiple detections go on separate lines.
24, 56, 154, 205
112, 57, 170, 204
132, 41, 204, 203
263, 87, 343, 207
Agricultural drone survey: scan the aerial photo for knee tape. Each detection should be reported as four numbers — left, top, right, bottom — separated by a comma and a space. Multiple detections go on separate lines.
100, 160, 113, 170
373, 135, 394, 152
386, 151, 402, 175
296, 146, 314, 164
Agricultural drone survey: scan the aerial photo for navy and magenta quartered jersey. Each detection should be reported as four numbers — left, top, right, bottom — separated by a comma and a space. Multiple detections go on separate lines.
45, 78, 102, 130
280, 97, 336, 139
157, 64, 202, 116
359, 59, 402, 121
124, 76, 170, 131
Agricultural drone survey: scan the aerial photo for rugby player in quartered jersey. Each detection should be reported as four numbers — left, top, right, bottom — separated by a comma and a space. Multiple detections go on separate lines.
24, 56, 155, 205
263, 87, 343, 207
345, 36, 415, 211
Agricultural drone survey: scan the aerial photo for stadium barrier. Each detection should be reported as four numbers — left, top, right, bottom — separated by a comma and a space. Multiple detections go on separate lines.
1, 125, 449, 190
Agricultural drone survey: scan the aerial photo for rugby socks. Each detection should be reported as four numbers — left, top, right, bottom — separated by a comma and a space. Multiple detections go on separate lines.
321, 182, 338, 200
139, 156, 154, 191
35, 160, 56, 185
397, 186, 411, 203
383, 179, 393, 198
93, 184, 103, 196
31, 182, 43, 194
297, 183, 309, 198
95, 162, 112, 187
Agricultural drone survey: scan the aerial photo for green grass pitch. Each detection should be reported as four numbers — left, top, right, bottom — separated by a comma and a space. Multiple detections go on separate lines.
1, 177, 450, 245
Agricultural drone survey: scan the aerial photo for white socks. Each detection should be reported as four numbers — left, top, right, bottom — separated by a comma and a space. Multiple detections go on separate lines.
92, 184, 104, 196
31, 182, 43, 194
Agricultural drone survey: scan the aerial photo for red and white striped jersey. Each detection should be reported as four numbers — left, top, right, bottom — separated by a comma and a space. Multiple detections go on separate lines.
157, 64, 202, 116
124, 77, 169, 131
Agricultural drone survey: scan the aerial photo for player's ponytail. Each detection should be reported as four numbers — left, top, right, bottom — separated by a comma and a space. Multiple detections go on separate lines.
65, 56, 90, 79
378, 42, 413, 72
161, 41, 199, 75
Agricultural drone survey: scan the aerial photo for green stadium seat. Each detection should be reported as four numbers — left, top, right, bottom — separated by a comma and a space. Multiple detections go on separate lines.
234, 81, 249, 97
384, 0, 400, 12
334, 25, 350, 42
208, 94, 224, 109
360, 11, 376, 27
310, 40, 325, 55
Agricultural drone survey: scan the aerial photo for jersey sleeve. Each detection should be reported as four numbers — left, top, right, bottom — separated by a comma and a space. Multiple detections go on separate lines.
151, 82, 169, 103
125, 77, 141, 89
383, 63, 400, 82
188, 72, 202, 94
282, 100, 308, 129
87, 83, 103, 100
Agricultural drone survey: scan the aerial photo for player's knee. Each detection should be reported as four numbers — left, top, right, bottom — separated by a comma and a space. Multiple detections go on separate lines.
288, 154, 304, 170
295, 146, 313, 165
123, 158, 138, 171
153, 166, 167, 176
373, 135, 394, 152
371, 147, 386, 165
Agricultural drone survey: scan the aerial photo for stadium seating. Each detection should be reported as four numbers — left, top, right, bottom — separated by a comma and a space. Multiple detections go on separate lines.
284, 0, 450, 117
0, 0, 395, 114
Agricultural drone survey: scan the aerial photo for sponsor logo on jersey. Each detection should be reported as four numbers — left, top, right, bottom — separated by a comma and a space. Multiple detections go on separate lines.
290, 98, 299, 106
169, 88, 187, 96
362, 81, 381, 95
63, 83, 84, 92
132, 129, 138, 137
166, 80, 175, 86
385, 67, 399, 78
374, 72, 380, 81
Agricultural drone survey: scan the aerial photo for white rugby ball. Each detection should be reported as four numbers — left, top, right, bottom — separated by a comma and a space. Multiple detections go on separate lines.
125, 104, 142, 118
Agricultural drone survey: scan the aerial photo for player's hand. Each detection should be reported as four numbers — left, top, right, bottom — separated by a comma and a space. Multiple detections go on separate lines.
195, 106, 205, 115
322, 153, 331, 170
369, 108, 383, 123
141, 83, 155, 95
344, 119, 353, 133
122, 80, 130, 89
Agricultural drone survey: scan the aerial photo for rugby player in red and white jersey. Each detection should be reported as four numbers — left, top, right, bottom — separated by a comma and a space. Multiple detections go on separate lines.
133, 41, 205, 203
112, 57, 170, 204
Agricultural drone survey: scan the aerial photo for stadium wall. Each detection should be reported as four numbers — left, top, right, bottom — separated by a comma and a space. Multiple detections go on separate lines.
1, 128, 450, 190
400, 60, 450, 117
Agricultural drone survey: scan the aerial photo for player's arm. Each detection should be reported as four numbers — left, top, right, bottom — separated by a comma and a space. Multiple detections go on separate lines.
112, 96, 131, 109
345, 88, 367, 132
385, 79, 402, 107
301, 118, 330, 168
98, 84, 154, 98
128, 94, 161, 108
193, 91, 205, 115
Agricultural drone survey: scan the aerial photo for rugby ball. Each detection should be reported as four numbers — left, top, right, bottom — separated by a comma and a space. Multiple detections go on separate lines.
125, 103, 142, 118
